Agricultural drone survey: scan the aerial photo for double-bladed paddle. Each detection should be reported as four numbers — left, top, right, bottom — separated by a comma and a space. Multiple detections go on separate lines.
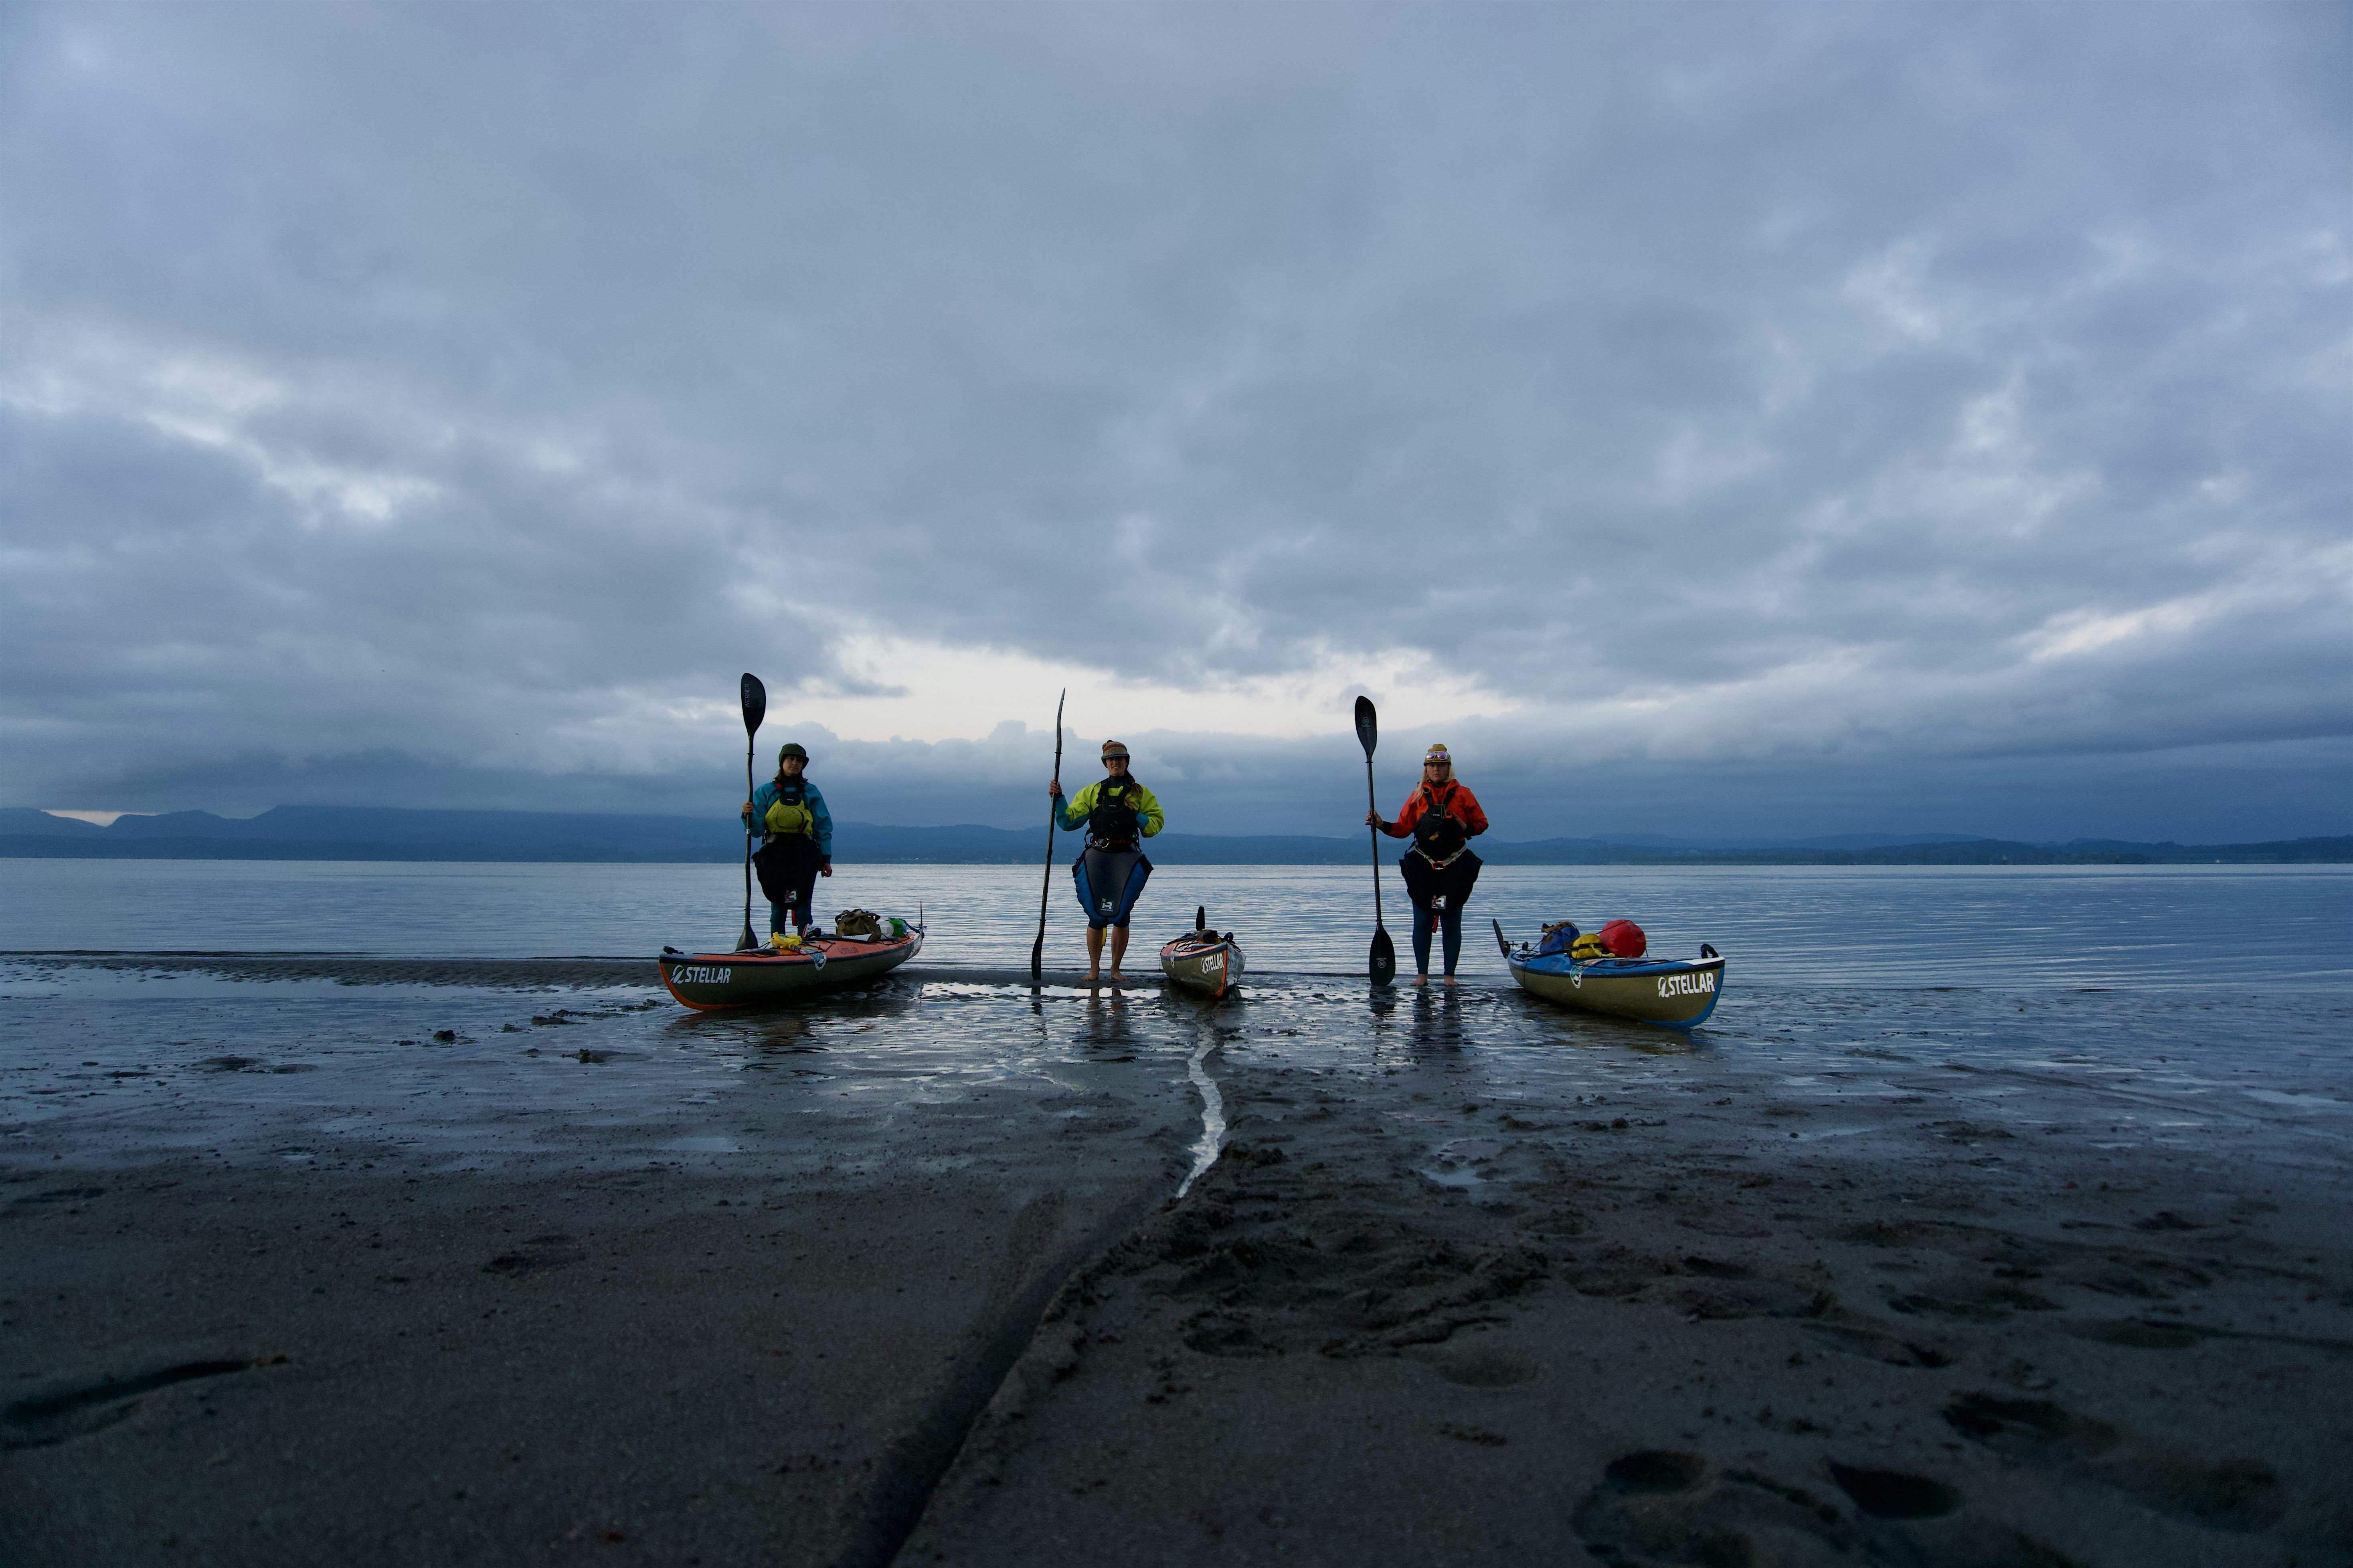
1030, 689, 1066, 985
737, 673, 767, 952
1354, 695, 1397, 986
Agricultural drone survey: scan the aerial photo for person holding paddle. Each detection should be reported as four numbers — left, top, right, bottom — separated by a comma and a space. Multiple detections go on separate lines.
1050, 740, 1163, 983
742, 742, 833, 944
1367, 743, 1489, 985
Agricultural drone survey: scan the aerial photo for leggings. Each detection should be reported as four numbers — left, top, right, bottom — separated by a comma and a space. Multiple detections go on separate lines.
1412, 901, 1465, 977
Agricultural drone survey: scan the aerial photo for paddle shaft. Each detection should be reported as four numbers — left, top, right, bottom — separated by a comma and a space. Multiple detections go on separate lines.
1030, 690, 1065, 983
734, 673, 769, 953
1364, 757, 1385, 927
740, 735, 757, 949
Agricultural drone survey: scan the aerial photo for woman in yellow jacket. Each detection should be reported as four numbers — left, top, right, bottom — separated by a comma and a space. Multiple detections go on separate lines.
1048, 740, 1163, 982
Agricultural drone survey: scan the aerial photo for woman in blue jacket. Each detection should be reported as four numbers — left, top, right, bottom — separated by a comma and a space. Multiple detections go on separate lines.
741, 743, 833, 942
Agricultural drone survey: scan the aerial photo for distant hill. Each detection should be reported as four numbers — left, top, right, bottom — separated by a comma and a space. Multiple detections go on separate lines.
0, 805, 2345, 865
0, 808, 105, 837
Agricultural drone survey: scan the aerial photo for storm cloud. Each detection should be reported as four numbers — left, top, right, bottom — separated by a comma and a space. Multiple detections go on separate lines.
2, 2, 2346, 840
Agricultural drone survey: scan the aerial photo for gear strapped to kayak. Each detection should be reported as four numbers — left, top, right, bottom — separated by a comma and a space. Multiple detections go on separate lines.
1073, 843, 1151, 929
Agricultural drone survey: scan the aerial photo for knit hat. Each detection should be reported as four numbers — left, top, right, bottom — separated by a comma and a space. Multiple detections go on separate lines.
1101, 740, 1130, 760
1423, 744, 1452, 766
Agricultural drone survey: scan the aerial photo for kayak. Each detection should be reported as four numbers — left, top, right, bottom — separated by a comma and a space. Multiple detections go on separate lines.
658, 928, 923, 1010
1493, 920, 1726, 1028
1160, 908, 1245, 999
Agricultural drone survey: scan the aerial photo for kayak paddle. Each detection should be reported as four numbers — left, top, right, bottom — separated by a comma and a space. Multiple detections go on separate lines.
1030, 689, 1065, 985
1354, 695, 1396, 986
737, 673, 767, 952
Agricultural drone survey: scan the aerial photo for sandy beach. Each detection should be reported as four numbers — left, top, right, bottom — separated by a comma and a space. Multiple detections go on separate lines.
4, 958, 2349, 1566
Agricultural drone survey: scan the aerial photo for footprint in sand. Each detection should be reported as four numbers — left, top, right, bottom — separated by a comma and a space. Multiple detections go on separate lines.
1942, 1390, 2284, 1533
1572, 1447, 2078, 1567
1571, 1449, 1859, 1564
1416, 1342, 1540, 1388
481, 1234, 586, 1276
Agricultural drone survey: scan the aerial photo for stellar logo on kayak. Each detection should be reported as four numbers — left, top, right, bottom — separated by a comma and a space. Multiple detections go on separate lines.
670, 965, 733, 985
1657, 971, 1718, 998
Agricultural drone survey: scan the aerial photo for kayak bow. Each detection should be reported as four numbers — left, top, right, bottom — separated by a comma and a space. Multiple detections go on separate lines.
1160, 909, 1245, 1000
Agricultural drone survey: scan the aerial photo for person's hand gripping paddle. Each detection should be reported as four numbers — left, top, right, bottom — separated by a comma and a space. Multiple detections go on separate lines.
1355, 695, 1397, 986
736, 673, 767, 952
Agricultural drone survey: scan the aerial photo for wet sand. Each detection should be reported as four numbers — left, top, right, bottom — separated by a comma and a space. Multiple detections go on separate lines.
911, 1051, 2353, 1566
4, 962, 2349, 1566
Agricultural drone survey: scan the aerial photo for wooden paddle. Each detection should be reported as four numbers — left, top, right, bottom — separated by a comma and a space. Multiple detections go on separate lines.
1354, 695, 1397, 986
1030, 689, 1066, 984
736, 673, 767, 952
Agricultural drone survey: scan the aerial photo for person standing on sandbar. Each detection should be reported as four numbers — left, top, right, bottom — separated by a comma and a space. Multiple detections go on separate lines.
1367, 742, 1489, 985
1049, 740, 1163, 983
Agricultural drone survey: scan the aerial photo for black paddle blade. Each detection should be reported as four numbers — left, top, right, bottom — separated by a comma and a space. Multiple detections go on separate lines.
740, 673, 767, 735
1029, 934, 1044, 984
1370, 924, 1396, 986
1353, 695, 1378, 758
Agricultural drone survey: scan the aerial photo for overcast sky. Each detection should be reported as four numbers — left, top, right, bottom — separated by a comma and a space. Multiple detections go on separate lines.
2, 2, 2346, 841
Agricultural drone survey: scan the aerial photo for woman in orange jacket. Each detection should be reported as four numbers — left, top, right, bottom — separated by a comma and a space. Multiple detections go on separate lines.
1366, 743, 1490, 985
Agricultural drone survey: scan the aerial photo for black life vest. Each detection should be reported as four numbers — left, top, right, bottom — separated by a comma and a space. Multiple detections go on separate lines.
1412, 784, 1468, 860
1088, 778, 1145, 844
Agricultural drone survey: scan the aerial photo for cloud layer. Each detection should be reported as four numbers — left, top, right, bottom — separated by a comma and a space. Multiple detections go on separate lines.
2, 3, 2346, 840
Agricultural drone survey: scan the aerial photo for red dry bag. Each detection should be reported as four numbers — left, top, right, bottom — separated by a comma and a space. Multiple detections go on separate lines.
1598, 919, 1647, 958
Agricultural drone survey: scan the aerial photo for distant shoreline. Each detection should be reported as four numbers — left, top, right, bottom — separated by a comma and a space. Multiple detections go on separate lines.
4, 833, 2347, 866
5, 804, 2345, 865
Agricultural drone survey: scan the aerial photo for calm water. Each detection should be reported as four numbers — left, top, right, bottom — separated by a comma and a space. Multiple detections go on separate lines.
4, 859, 2345, 1180
2, 859, 2347, 989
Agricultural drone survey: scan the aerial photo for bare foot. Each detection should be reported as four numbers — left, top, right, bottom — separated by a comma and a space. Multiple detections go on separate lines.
1107, 969, 1125, 984
1082, 970, 1101, 984
1442, 975, 1458, 987
1413, 973, 1429, 988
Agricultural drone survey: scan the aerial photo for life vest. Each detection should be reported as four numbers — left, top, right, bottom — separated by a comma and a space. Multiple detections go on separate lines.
1088, 777, 1145, 845
763, 780, 816, 838
1412, 784, 1469, 861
